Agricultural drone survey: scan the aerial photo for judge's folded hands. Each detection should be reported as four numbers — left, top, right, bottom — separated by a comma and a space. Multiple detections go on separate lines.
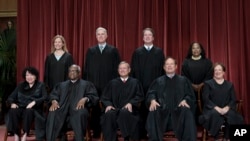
214, 105, 230, 115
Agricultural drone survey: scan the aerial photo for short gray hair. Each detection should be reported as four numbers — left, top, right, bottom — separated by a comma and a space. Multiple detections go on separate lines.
96, 27, 107, 34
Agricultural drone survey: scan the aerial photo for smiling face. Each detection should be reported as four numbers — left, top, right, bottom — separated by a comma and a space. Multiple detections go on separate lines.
143, 29, 154, 45
213, 64, 225, 80
118, 62, 131, 78
54, 37, 64, 50
68, 65, 80, 81
163, 58, 177, 74
191, 43, 202, 57
25, 71, 36, 85
96, 28, 108, 44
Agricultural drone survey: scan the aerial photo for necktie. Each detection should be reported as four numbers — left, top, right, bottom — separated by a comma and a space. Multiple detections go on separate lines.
146, 46, 150, 51
122, 79, 126, 83
100, 45, 104, 53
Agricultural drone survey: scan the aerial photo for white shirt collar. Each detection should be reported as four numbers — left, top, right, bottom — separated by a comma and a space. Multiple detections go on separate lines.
144, 44, 153, 50
166, 73, 175, 78
120, 77, 128, 81
99, 43, 107, 48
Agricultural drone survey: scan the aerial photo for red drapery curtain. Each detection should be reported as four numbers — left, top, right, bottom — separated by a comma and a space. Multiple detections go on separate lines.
17, 0, 250, 123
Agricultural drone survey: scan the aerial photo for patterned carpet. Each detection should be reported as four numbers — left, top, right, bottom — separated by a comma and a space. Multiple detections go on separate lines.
0, 123, 220, 141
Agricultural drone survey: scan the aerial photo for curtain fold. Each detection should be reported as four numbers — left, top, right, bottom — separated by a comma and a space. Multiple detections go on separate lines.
17, 0, 250, 123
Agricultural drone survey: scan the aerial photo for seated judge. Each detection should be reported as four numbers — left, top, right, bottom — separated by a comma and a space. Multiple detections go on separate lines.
46, 64, 99, 141
101, 61, 144, 141
6, 66, 47, 141
146, 57, 197, 141
199, 62, 244, 140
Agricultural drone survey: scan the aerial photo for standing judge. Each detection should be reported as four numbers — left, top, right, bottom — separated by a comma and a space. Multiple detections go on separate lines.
44, 35, 74, 92
83, 27, 121, 137
130, 28, 165, 139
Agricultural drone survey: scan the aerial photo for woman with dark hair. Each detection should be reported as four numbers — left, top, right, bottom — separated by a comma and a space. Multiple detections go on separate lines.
182, 42, 213, 91
7, 67, 47, 141
44, 35, 74, 92
199, 63, 244, 140
181, 42, 213, 123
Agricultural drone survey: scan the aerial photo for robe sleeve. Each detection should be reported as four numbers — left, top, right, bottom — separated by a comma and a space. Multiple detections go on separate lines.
48, 83, 61, 103
44, 55, 50, 86
204, 59, 213, 81
183, 78, 196, 113
202, 82, 217, 109
145, 79, 158, 108
84, 81, 99, 107
33, 83, 48, 106
128, 81, 144, 108
181, 59, 191, 79
112, 48, 121, 78
64, 53, 74, 79
100, 82, 114, 108
228, 84, 237, 110
82, 49, 91, 80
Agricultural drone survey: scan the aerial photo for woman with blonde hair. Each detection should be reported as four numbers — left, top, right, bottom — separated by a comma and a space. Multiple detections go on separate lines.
44, 35, 74, 92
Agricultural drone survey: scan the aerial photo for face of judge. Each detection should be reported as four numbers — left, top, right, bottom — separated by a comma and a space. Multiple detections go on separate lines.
213, 64, 225, 80
96, 28, 108, 44
54, 37, 64, 50
25, 71, 36, 85
68, 65, 80, 81
191, 43, 202, 57
163, 58, 177, 74
118, 62, 131, 78
143, 30, 154, 45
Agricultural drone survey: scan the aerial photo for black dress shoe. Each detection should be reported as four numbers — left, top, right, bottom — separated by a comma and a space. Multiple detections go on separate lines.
92, 132, 100, 138
124, 136, 129, 141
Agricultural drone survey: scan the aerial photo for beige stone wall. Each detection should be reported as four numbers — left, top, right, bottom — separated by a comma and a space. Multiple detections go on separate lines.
0, 0, 17, 17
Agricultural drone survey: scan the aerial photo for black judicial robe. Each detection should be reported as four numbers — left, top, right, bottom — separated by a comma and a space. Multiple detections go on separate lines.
100, 77, 144, 141
131, 46, 165, 93
199, 79, 244, 138
46, 79, 99, 141
146, 75, 197, 141
83, 44, 121, 94
181, 58, 213, 85
44, 52, 74, 91
7, 81, 47, 140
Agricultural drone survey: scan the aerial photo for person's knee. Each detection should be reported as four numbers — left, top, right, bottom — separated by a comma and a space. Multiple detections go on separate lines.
26, 108, 35, 112
119, 108, 130, 115
77, 108, 89, 117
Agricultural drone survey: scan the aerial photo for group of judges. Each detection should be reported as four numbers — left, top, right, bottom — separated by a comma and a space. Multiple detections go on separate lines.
5, 27, 244, 141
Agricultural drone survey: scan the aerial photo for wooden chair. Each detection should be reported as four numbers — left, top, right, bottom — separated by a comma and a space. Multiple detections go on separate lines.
65, 127, 92, 141
197, 85, 243, 141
